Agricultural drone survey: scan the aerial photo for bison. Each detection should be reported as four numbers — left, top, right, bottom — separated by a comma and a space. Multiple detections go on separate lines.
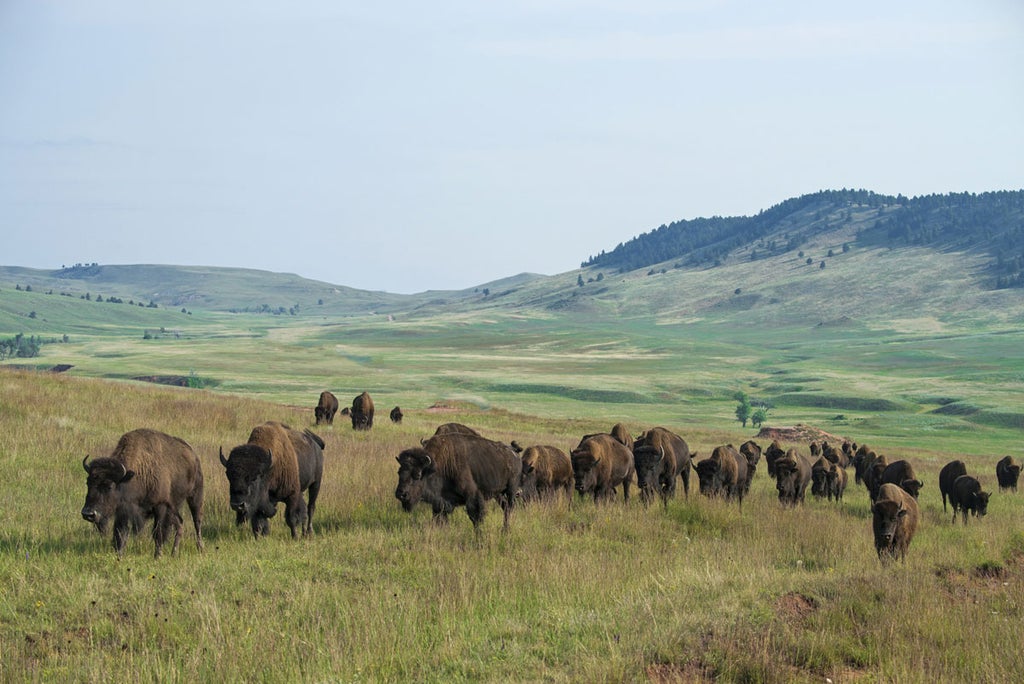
825, 461, 848, 503
390, 406, 404, 424
872, 483, 919, 564
949, 475, 990, 525
996, 456, 1020, 492
220, 421, 323, 539
433, 422, 481, 437
394, 432, 521, 529
738, 440, 761, 491
694, 445, 746, 505
571, 433, 635, 503
938, 459, 967, 513
350, 391, 374, 430
81, 428, 204, 558
632, 427, 692, 507
810, 457, 831, 499
610, 422, 634, 450
516, 444, 573, 503
879, 459, 923, 499
775, 449, 811, 507
764, 440, 786, 479
314, 390, 339, 425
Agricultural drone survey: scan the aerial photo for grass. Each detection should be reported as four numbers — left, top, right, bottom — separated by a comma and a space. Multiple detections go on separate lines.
1, 369, 1023, 682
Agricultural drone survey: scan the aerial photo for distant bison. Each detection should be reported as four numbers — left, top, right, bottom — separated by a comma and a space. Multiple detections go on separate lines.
610, 423, 634, 450
872, 483, 919, 564
880, 459, 923, 499
220, 421, 323, 539
825, 460, 848, 503
632, 427, 692, 507
390, 406, 404, 424
738, 440, 761, 493
394, 432, 521, 529
314, 391, 339, 425
775, 449, 811, 507
81, 428, 204, 558
949, 475, 990, 525
938, 460, 968, 513
996, 456, 1020, 492
350, 391, 374, 430
764, 440, 786, 479
694, 445, 747, 505
515, 443, 573, 502
571, 433, 635, 503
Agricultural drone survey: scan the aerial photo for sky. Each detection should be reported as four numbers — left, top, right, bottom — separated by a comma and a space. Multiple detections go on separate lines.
1, 1, 1022, 294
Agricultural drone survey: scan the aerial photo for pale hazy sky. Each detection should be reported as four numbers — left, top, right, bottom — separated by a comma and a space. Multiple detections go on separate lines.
2, 1, 1022, 293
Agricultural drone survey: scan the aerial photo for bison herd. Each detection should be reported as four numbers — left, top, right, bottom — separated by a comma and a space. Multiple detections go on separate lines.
79, 395, 1021, 565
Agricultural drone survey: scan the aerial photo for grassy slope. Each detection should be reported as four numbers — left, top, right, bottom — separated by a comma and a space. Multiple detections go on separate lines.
1, 371, 1022, 682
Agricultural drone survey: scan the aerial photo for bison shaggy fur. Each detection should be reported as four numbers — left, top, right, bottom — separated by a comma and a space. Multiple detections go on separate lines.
518, 444, 573, 502
81, 428, 204, 558
694, 445, 747, 505
350, 391, 375, 430
872, 483, 919, 563
774, 449, 811, 507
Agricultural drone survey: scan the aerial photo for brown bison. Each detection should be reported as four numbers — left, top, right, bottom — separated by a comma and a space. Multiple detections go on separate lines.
949, 475, 990, 524
632, 427, 692, 507
433, 422, 481, 437
610, 423, 634, 450
764, 440, 786, 479
996, 456, 1020, 492
810, 457, 831, 499
350, 391, 374, 430
775, 449, 811, 507
390, 406, 404, 424
863, 454, 890, 500
879, 459, 923, 499
394, 432, 521, 529
571, 433, 635, 503
314, 390, 339, 425
825, 460, 848, 502
81, 428, 204, 558
220, 421, 324, 539
738, 440, 761, 491
938, 460, 967, 513
516, 444, 573, 502
872, 483, 919, 564
694, 445, 747, 505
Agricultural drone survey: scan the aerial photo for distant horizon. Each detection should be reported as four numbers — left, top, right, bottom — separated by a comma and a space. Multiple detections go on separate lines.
3, 1, 1021, 292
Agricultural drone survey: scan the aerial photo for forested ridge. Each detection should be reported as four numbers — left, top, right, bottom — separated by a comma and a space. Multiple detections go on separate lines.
583, 189, 1024, 288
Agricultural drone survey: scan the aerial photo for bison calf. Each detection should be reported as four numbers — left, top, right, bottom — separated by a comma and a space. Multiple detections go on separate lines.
872, 483, 919, 564
81, 428, 204, 558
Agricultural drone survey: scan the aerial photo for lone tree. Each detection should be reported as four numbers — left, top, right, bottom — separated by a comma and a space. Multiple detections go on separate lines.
751, 406, 769, 428
734, 393, 752, 428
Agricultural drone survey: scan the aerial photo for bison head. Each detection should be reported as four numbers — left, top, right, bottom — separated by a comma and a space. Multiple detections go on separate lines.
900, 478, 924, 499
570, 451, 600, 497
694, 458, 722, 497
394, 448, 435, 511
518, 457, 539, 502
632, 445, 664, 505
220, 445, 275, 520
775, 458, 802, 504
872, 499, 907, 548
973, 490, 991, 517
81, 456, 136, 532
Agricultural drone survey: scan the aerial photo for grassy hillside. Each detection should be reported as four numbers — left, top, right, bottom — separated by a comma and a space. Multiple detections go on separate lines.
1, 369, 1022, 682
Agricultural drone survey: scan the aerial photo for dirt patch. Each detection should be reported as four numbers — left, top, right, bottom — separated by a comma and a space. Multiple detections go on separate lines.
756, 423, 847, 444
775, 591, 819, 623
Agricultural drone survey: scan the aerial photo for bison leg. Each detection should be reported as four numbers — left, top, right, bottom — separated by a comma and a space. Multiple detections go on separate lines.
251, 514, 271, 538
187, 490, 204, 551
112, 520, 131, 558
466, 493, 487, 528
285, 498, 308, 540
304, 483, 321, 537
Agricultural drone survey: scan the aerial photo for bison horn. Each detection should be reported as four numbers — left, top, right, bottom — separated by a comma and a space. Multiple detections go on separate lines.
219, 447, 228, 467
82, 455, 92, 473
657, 446, 665, 462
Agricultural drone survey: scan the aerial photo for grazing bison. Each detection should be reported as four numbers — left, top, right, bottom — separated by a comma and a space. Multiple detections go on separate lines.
81, 428, 204, 558
764, 440, 786, 479
694, 445, 747, 505
872, 483, 920, 564
314, 390, 339, 425
390, 406, 404, 424
571, 433, 635, 503
350, 391, 375, 430
220, 421, 323, 539
775, 449, 812, 507
949, 475, 990, 525
632, 427, 692, 507
433, 422, 481, 437
517, 444, 573, 502
996, 456, 1020, 492
394, 432, 521, 529
938, 460, 968, 513
880, 459, 923, 500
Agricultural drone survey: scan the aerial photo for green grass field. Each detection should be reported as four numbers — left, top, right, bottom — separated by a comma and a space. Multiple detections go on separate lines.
1, 250, 1023, 681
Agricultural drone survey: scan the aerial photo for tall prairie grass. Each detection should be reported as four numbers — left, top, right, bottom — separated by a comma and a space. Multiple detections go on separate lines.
1, 369, 1022, 682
